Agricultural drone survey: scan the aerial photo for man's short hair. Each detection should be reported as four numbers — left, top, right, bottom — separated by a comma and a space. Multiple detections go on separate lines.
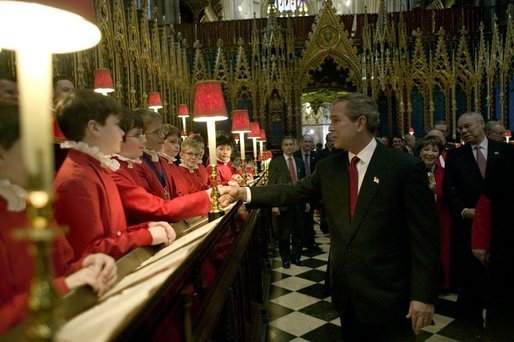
281, 135, 295, 144
458, 112, 484, 124
56, 89, 122, 142
301, 134, 313, 142
484, 120, 504, 134
332, 93, 380, 133
0, 101, 20, 150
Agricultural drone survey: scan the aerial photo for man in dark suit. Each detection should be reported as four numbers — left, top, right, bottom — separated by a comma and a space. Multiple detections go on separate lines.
220, 93, 439, 340
443, 112, 511, 337
293, 133, 321, 252
268, 136, 306, 268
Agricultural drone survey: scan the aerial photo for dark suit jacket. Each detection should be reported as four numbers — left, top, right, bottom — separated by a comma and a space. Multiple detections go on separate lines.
250, 143, 439, 324
443, 139, 511, 219
267, 155, 305, 212
293, 149, 318, 175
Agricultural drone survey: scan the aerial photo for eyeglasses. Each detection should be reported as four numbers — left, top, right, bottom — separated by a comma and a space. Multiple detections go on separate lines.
126, 133, 146, 140
146, 129, 163, 136
183, 152, 202, 158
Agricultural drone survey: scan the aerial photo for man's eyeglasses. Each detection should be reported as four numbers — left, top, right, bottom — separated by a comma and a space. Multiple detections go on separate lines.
126, 133, 146, 140
183, 152, 202, 158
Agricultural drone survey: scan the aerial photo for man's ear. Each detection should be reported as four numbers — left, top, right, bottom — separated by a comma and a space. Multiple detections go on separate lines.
357, 115, 367, 132
86, 119, 101, 137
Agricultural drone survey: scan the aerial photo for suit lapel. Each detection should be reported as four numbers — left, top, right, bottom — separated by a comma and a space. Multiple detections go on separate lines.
345, 144, 386, 245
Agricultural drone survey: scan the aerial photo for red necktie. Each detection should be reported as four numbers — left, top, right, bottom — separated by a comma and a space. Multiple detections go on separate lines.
475, 146, 486, 178
348, 156, 360, 220
288, 157, 297, 183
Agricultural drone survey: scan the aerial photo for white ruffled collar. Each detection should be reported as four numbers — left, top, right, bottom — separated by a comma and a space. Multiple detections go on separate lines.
159, 151, 177, 164
61, 141, 120, 171
179, 163, 197, 173
0, 179, 27, 212
143, 148, 160, 162
114, 154, 142, 169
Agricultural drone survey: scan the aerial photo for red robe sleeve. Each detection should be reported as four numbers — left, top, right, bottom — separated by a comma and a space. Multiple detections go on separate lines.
54, 153, 153, 261
112, 164, 210, 225
471, 194, 491, 250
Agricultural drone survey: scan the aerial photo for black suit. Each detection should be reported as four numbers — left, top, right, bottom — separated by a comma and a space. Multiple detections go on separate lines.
250, 142, 439, 332
293, 150, 319, 249
267, 154, 305, 262
443, 138, 512, 327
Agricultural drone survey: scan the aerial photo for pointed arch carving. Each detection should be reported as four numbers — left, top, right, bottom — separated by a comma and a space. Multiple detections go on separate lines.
297, 0, 361, 93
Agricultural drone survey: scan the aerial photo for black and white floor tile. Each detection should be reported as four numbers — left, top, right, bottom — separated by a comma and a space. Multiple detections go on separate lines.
266, 222, 473, 342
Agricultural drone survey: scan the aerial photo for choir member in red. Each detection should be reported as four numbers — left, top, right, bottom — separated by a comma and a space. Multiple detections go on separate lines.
190, 133, 210, 185
135, 108, 178, 200
230, 154, 254, 182
111, 109, 210, 225
173, 137, 209, 197
417, 136, 452, 290
53, 90, 175, 261
207, 134, 238, 186
0, 101, 117, 335
161, 124, 181, 165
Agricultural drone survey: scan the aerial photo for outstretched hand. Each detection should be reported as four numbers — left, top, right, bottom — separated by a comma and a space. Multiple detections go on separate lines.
218, 186, 245, 207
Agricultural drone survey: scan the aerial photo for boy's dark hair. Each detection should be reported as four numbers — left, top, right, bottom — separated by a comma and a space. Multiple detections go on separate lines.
162, 124, 180, 140
216, 134, 233, 148
0, 101, 20, 150
120, 108, 144, 142
56, 89, 122, 142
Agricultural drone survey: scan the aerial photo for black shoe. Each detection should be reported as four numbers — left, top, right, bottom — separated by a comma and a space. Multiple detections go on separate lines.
282, 260, 291, 269
292, 258, 302, 266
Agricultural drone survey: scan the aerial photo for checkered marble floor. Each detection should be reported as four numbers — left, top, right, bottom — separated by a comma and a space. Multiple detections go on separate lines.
265, 226, 476, 341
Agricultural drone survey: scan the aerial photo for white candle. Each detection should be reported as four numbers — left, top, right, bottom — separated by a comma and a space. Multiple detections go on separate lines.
206, 120, 217, 165
181, 116, 187, 133
239, 132, 245, 159
252, 138, 258, 163
16, 49, 54, 195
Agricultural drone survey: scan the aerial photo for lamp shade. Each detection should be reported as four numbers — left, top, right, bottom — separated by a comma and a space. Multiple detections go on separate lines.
233, 134, 240, 142
192, 81, 228, 122
248, 122, 261, 138
178, 104, 189, 118
0, 0, 101, 53
231, 110, 251, 133
93, 68, 114, 94
506, 130, 512, 138
408, 127, 415, 135
258, 129, 267, 142
148, 92, 163, 110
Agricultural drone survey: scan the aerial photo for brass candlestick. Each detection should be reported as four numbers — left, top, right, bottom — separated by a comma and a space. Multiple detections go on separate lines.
14, 191, 61, 340
240, 157, 247, 186
208, 164, 224, 222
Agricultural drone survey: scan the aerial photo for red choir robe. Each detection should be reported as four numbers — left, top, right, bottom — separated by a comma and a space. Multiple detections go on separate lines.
432, 161, 452, 289
0, 194, 82, 334
136, 151, 176, 200
471, 194, 491, 250
172, 165, 209, 197
111, 157, 210, 226
54, 149, 153, 261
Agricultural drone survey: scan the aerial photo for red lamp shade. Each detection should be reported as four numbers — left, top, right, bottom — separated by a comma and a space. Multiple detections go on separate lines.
233, 134, 240, 142
248, 122, 261, 138
192, 81, 228, 122
148, 92, 163, 110
181, 130, 187, 138
408, 127, 415, 135
93, 68, 114, 94
178, 104, 189, 118
506, 130, 512, 138
258, 129, 267, 142
231, 110, 251, 133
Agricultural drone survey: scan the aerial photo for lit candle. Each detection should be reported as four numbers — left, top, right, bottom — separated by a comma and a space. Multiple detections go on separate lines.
239, 132, 246, 159
206, 120, 217, 165
16, 50, 54, 195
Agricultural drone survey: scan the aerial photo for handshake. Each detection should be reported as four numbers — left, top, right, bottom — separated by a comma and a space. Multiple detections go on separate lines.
218, 185, 248, 207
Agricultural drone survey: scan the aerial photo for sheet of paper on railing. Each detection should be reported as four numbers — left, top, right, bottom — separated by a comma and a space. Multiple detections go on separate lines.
55, 208, 233, 341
